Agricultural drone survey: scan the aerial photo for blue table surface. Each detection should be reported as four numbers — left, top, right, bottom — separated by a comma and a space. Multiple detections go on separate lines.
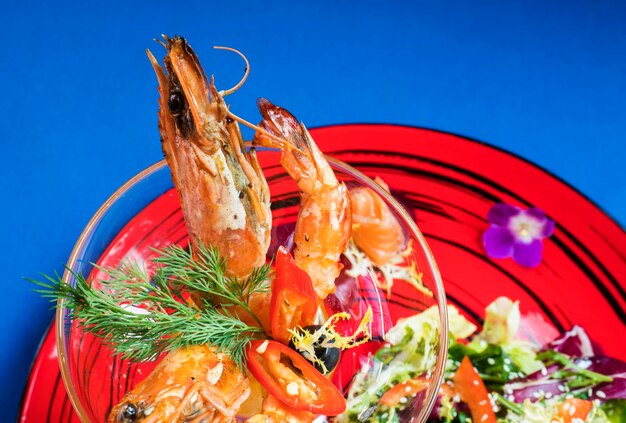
2, 0, 625, 420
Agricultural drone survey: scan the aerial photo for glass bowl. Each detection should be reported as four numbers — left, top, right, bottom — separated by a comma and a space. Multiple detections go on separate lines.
56, 151, 448, 422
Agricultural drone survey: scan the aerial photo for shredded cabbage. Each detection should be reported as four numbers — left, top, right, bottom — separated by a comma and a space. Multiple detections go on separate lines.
475, 296, 521, 345
475, 297, 544, 375
386, 304, 476, 345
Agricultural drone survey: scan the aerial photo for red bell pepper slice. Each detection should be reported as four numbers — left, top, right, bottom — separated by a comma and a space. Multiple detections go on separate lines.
246, 339, 346, 415
380, 377, 428, 407
556, 398, 593, 423
270, 246, 319, 344
453, 356, 497, 423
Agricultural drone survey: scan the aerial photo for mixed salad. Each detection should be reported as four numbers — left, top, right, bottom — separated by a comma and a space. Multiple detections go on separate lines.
338, 296, 626, 422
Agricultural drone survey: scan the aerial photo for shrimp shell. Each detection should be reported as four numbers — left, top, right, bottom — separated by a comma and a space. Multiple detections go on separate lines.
350, 177, 406, 266
147, 36, 271, 278
108, 345, 250, 422
253, 99, 351, 299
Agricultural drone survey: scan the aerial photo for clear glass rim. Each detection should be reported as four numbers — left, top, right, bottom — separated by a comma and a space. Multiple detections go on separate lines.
325, 156, 449, 423
56, 160, 168, 423
57, 156, 448, 423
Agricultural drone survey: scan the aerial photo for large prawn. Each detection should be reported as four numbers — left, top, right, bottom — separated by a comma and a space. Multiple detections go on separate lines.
108, 345, 249, 422
147, 35, 271, 278
108, 36, 272, 422
253, 99, 352, 300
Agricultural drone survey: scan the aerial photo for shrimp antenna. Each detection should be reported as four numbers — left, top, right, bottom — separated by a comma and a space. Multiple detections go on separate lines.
224, 108, 303, 154
153, 38, 167, 48
214, 46, 250, 97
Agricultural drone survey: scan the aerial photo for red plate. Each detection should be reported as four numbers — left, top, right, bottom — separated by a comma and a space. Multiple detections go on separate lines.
19, 125, 626, 422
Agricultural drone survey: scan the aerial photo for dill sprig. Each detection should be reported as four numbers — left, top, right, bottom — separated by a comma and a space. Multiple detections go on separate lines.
153, 243, 270, 328
29, 243, 270, 367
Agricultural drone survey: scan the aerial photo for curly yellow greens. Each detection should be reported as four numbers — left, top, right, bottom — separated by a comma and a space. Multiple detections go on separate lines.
289, 306, 373, 374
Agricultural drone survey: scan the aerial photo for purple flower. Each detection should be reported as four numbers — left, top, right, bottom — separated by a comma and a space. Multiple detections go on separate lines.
482, 203, 554, 268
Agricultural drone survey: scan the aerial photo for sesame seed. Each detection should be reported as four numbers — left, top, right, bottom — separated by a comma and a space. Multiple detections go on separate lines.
286, 382, 299, 396
487, 358, 495, 365
597, 390, 606, 399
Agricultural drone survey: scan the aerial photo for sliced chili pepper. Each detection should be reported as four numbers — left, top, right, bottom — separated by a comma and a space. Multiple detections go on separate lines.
246, 339, 346, 415
380, 377, 428, 407
453, 356, 497, 423
556, 398, 593, 423
270, 246, 319, 344
264, 394, 317, 422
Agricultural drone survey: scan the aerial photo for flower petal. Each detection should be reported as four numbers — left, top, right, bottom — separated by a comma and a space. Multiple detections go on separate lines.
541, 218, 555, 238
526, 207, 547, 221
512, 239, 543, 268
525, 207, 555, 238
482, 225, 515, 259
487, 203, 521, 226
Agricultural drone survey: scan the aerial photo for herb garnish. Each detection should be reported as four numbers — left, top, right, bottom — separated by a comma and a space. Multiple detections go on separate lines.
538, 350, 613, 389
30, 243, 270, 367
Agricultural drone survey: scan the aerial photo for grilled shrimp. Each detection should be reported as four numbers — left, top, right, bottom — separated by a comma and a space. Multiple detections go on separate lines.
108, 36, 270, 422
253, 99, 351, 299
147, 36, 271, 278
108, 345, 250, 422
350, 177, 406, 266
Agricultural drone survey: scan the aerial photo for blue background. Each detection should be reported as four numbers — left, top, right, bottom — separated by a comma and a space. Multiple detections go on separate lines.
2, 0, 624, 420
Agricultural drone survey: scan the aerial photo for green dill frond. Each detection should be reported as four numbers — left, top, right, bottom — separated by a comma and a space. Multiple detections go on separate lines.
27, 242, 271, 367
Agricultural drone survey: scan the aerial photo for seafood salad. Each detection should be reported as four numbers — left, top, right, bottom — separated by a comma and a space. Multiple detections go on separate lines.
32, 35, 625, 423
34, 35, 441, 423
